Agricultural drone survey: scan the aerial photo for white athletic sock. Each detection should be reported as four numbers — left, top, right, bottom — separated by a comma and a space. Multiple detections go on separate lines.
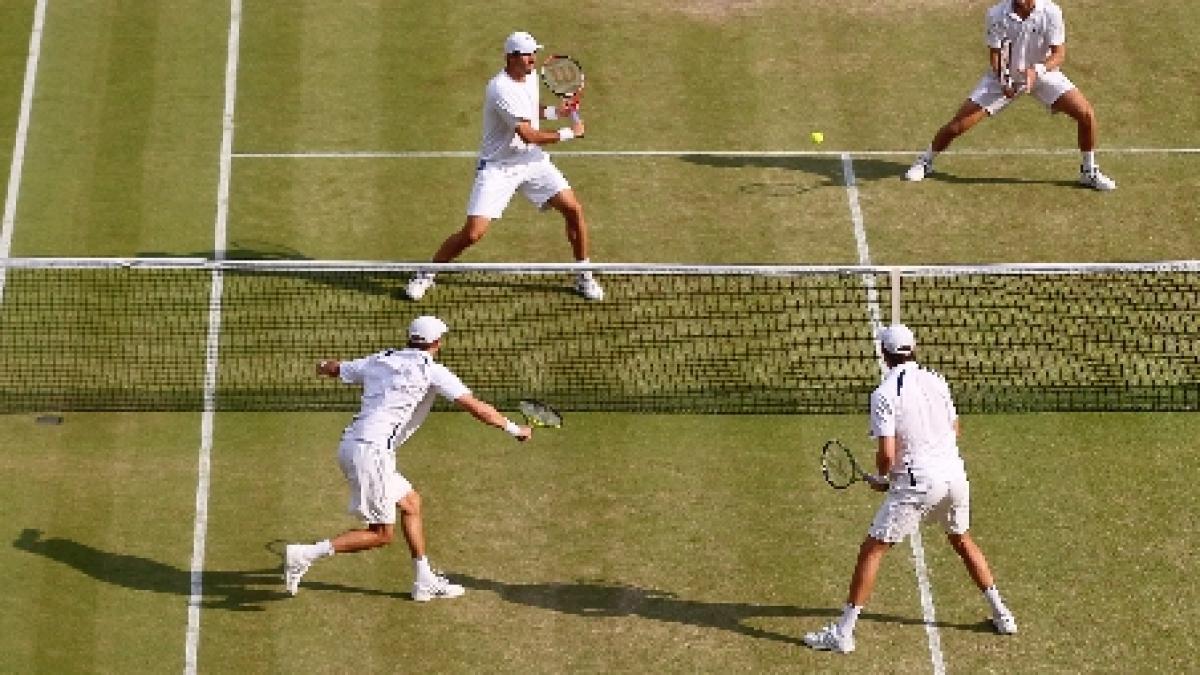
837, 604, 862, 636
314, 539, 335, 559
577, 259, 593, 280
414, 556, 434, 583
984, 586, 1008, 615
923, 146, 937, 163
1082, 151, 1097, 172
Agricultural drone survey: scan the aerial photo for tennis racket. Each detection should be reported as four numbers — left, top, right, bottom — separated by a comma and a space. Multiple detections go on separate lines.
997, 38, 1014, 92
541, 55, 585, 121
820, 439, 873, 490
519, 399, 563, 429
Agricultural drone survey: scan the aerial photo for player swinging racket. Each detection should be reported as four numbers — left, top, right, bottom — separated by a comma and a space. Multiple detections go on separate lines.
803, 325, 1017, 654
406, 31, 604, 302
903, 0, 1117, 191
283, 315, 532, 601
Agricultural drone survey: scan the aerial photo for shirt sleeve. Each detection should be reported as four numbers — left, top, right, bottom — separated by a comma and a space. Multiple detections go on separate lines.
338, 355, 370, 384
428, 363, 471, 401
1046, 5, 1066, 45
869, 389, 895, 438
985, 7, 1006, 48
493, 79, 532, 127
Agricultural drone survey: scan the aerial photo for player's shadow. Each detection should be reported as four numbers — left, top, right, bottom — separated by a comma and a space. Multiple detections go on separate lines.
137, 238, 575, 301
678, 154, 910, 187
924, 170, 1079, 187
11, 529, 406, 611
454, 572, 997, 645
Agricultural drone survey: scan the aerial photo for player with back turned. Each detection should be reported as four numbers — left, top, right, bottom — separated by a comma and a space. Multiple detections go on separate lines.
283, 315, 531, 602
903, 0, 1116, 191
803, 325, 1016, 654
406, 31, 604, 302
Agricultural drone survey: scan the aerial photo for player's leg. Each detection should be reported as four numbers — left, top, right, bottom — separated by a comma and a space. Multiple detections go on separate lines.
906, 72, 1002, 182
285, 440, 396, 594
432, 215, 493, 263
399, 489, 465, 602
1050, 86, 1116, 190
407, 163, 516, 300
938, 474, 1017, 634
527, 160, 604, 300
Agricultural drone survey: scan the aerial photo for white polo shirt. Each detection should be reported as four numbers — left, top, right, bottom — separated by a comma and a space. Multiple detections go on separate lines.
339, 348, 470, 450
985, 0, 1066, 73
479, 70, 546, 166
868, 362, 962, 473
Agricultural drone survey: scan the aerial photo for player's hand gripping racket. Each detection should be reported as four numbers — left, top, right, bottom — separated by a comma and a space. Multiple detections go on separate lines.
821, 439, 883, 490
541, 55, 585, 122
519, 399, 563, 429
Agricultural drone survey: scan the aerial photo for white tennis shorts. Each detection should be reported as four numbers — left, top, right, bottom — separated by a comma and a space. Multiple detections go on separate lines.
867, 468, 971, 543
970, 69, 1075, 115
466, 157, 570, 219
337, 439, 413, 525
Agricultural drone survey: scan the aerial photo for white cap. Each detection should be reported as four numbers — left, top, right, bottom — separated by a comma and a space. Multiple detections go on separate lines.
504, 31, 542, 55
878, 324, 916, 355
408, 315, 449, 344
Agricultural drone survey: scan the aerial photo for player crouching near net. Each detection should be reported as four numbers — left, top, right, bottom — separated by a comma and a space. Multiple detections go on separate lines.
284, 315, 532, 601
803, 325, 1016, 654
903, 0, 1116, 191
406, 31, 603, 302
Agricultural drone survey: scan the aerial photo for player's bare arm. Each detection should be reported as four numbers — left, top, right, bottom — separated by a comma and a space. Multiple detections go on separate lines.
514, 118, 584, 145
455, 393, 532, 441
316, 360, 340, 377
871, 436, 897, 492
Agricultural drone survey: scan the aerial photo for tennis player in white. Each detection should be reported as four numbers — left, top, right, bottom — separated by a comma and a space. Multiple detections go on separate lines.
283, 315, 532, 601
804, 325, 1016, 654
406, 31, 603, 302
904, 0, 1116, 191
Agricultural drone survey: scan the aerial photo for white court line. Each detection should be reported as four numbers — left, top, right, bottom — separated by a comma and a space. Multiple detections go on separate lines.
184, 1, 240, 673
841, 153, 946, 675
0, 0, 48, 303
232, 147, 1200, 159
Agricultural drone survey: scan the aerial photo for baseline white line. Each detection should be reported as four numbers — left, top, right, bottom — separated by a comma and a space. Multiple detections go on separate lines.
232, 146, 1200, 159
0, 0, 48, 303
841, 152, 946, 675
184, 0, 240, 673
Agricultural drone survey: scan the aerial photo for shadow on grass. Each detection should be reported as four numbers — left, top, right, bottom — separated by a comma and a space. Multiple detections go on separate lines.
11, 529, 407, 612
454, 572, 997, 645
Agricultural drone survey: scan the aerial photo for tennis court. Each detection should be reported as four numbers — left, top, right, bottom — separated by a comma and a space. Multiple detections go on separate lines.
1, 1, 1197, 673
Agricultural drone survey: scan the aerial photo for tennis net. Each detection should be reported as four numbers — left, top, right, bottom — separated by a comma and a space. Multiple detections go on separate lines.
0, 258, 1195, 413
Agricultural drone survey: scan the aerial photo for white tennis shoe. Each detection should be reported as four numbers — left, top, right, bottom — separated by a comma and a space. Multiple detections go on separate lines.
283, 544, 311, 596
412, 572, 465, 602
803, 623, 855, 654
903, 156, 934, 182
575, 273, 605, 301
405, 273, 436, 301
992, 611, 1018, 635
1079, 165, 1117, 191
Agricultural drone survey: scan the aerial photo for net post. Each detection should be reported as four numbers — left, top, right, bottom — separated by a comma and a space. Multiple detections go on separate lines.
890, 268, 901, 324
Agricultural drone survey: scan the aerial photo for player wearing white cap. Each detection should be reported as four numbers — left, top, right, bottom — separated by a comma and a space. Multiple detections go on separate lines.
283, 315, 532, 601
903, 0, 1116, 191
406, 30, 604, 302
803, 325, 1016, 654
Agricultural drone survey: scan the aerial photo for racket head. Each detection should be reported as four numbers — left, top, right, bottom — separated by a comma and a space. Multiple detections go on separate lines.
541, 55, 585, 98
821, 439, 865, 490
519, 399, 563, 428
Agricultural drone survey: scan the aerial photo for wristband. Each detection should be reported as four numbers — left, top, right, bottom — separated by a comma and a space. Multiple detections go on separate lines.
504, 419, 522, 436
557, 128, 575, 142
1034, 63, 1047, 76
543, 105, 558, 121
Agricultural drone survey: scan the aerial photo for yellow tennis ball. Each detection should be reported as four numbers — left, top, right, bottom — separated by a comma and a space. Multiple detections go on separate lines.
810, 131, 824, 144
